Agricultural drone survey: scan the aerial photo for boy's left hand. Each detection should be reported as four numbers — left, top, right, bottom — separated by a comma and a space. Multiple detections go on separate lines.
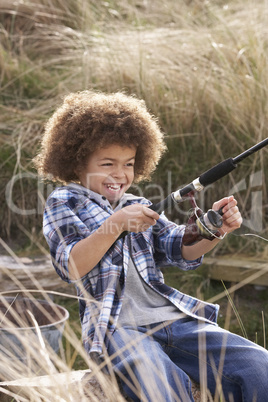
212, 195, 242, 235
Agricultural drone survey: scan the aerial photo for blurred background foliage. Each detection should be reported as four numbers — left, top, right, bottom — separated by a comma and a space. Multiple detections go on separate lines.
0, 0, 267, 256
0, 3, 267, 387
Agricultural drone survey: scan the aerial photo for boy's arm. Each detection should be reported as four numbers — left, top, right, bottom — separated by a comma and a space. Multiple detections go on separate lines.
69, 204, 159, 280
69, 196, 241, 279
181, 196, 242, 261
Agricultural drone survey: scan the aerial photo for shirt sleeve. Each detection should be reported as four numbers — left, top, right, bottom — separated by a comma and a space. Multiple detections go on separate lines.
153, 214, 203, 271
43, 196, 91, 283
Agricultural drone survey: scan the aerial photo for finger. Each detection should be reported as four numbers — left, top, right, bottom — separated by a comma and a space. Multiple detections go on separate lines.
212, 196, 233, 211
224, 214, 241, 227
213, 196, 237, 213
143, 216, 157, 227
222, 205, 239, 219
143, 206, 160, 220
121, 204, 141, 216
223, 212, 243, 230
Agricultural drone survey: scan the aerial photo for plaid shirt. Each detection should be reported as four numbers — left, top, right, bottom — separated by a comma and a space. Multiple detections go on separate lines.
43, 183, 219, 357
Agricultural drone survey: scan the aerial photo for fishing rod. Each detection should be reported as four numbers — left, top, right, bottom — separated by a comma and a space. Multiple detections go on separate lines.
150, 137, 268, 213
119, 138, 268, 244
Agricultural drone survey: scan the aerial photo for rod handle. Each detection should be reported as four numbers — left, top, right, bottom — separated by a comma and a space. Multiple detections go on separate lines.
199, 158, 237, 187
149, 194, 175, 213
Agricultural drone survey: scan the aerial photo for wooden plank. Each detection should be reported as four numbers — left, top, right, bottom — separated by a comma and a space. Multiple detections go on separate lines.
0, 255, 73, 293
0, 369, 92, 388
203, 257, 268, 287
0, 369, 202, 402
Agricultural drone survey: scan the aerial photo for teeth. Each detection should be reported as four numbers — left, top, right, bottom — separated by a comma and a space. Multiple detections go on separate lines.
106, 184, 121, 190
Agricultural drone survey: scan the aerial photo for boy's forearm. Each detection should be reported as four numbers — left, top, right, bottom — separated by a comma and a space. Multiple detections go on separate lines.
69, 221, 221, 279
181, 237, 221, 261
68, 212, 124, 280
68, 204, 159, 280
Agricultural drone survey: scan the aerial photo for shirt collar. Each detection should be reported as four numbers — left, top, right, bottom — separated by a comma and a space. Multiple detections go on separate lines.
66, 182, 143, 210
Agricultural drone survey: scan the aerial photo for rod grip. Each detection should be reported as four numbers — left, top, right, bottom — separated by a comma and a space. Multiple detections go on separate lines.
149, 194, 175, 213
199, 158, 237, 187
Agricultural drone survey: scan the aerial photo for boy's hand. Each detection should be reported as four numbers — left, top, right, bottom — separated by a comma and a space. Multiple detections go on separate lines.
118, 204, 160, 233
212, 195, 242, 235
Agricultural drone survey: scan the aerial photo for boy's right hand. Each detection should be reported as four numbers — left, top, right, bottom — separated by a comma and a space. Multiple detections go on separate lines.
117, 204, 160, 233
70, 204, 159, 280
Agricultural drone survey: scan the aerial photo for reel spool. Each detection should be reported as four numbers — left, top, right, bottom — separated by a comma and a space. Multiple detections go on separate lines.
182, 193, 225, 246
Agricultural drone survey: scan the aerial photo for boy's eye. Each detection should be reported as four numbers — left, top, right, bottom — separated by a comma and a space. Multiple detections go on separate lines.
100, 161, 134, 167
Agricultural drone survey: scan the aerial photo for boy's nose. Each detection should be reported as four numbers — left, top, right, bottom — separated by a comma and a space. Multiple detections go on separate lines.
112, 166, 125, 178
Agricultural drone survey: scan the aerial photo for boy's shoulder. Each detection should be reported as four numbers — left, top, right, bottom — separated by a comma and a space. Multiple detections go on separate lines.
48, 183, 91, 201
46, 184, 105, 213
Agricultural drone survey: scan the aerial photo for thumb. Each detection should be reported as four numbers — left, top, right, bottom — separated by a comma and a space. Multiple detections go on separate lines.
143, 206, 160, 220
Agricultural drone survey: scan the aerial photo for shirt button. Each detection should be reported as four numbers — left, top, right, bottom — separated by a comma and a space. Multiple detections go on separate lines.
102, 196, 106, 200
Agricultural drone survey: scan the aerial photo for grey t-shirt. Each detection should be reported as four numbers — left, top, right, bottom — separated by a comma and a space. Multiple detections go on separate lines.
117, 258, 186, 327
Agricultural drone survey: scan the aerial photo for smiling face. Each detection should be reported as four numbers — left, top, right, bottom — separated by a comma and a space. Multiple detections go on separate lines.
78, 144, 136, 204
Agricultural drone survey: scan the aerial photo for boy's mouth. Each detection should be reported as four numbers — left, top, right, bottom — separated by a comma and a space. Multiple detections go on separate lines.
104, 183, 124, 192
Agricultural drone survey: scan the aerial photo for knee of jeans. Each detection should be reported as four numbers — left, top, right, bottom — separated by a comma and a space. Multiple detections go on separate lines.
107, 338, 148, 370
241, 347, 268, 380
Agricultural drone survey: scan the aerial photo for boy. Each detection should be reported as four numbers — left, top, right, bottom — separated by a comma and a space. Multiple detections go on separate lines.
34, 91, 268, 401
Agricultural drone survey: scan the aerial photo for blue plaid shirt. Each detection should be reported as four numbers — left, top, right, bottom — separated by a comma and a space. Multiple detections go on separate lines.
43, 183, 219, 357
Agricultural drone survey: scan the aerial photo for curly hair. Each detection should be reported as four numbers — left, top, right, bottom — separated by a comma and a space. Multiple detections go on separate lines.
34, 91, 166, 183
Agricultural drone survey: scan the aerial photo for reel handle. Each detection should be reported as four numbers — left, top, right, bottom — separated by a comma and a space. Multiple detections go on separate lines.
217, 206, 224, 216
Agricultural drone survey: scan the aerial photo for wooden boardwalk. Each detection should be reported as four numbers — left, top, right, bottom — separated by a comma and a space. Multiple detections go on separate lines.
0, 254, 72, 294
204, 257, 268, 287
0, 254, 267, 295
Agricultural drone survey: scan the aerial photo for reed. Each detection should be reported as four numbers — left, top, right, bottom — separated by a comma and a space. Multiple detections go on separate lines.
0, 0, 267, 246
0, 250, 267, 401
1, 0, 267, 254
0, 1, 267, 398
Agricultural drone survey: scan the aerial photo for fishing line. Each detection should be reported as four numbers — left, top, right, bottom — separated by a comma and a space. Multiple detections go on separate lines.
231, 233, 268, 242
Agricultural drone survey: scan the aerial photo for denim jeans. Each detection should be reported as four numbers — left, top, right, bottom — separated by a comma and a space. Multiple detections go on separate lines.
106, 316, 268, 401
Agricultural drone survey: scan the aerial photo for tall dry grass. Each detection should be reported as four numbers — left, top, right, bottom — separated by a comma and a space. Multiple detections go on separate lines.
0, 246, 266, 401
0, 292, 125, 402
0, 0, 267, 255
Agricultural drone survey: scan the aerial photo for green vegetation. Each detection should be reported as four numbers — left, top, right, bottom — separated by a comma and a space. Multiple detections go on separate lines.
0, 1, 267, 399
0, 0, 267, 256
164, 265, 268, 345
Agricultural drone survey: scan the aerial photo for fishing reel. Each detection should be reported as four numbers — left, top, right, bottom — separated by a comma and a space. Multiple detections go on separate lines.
182, 192, 225, 246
